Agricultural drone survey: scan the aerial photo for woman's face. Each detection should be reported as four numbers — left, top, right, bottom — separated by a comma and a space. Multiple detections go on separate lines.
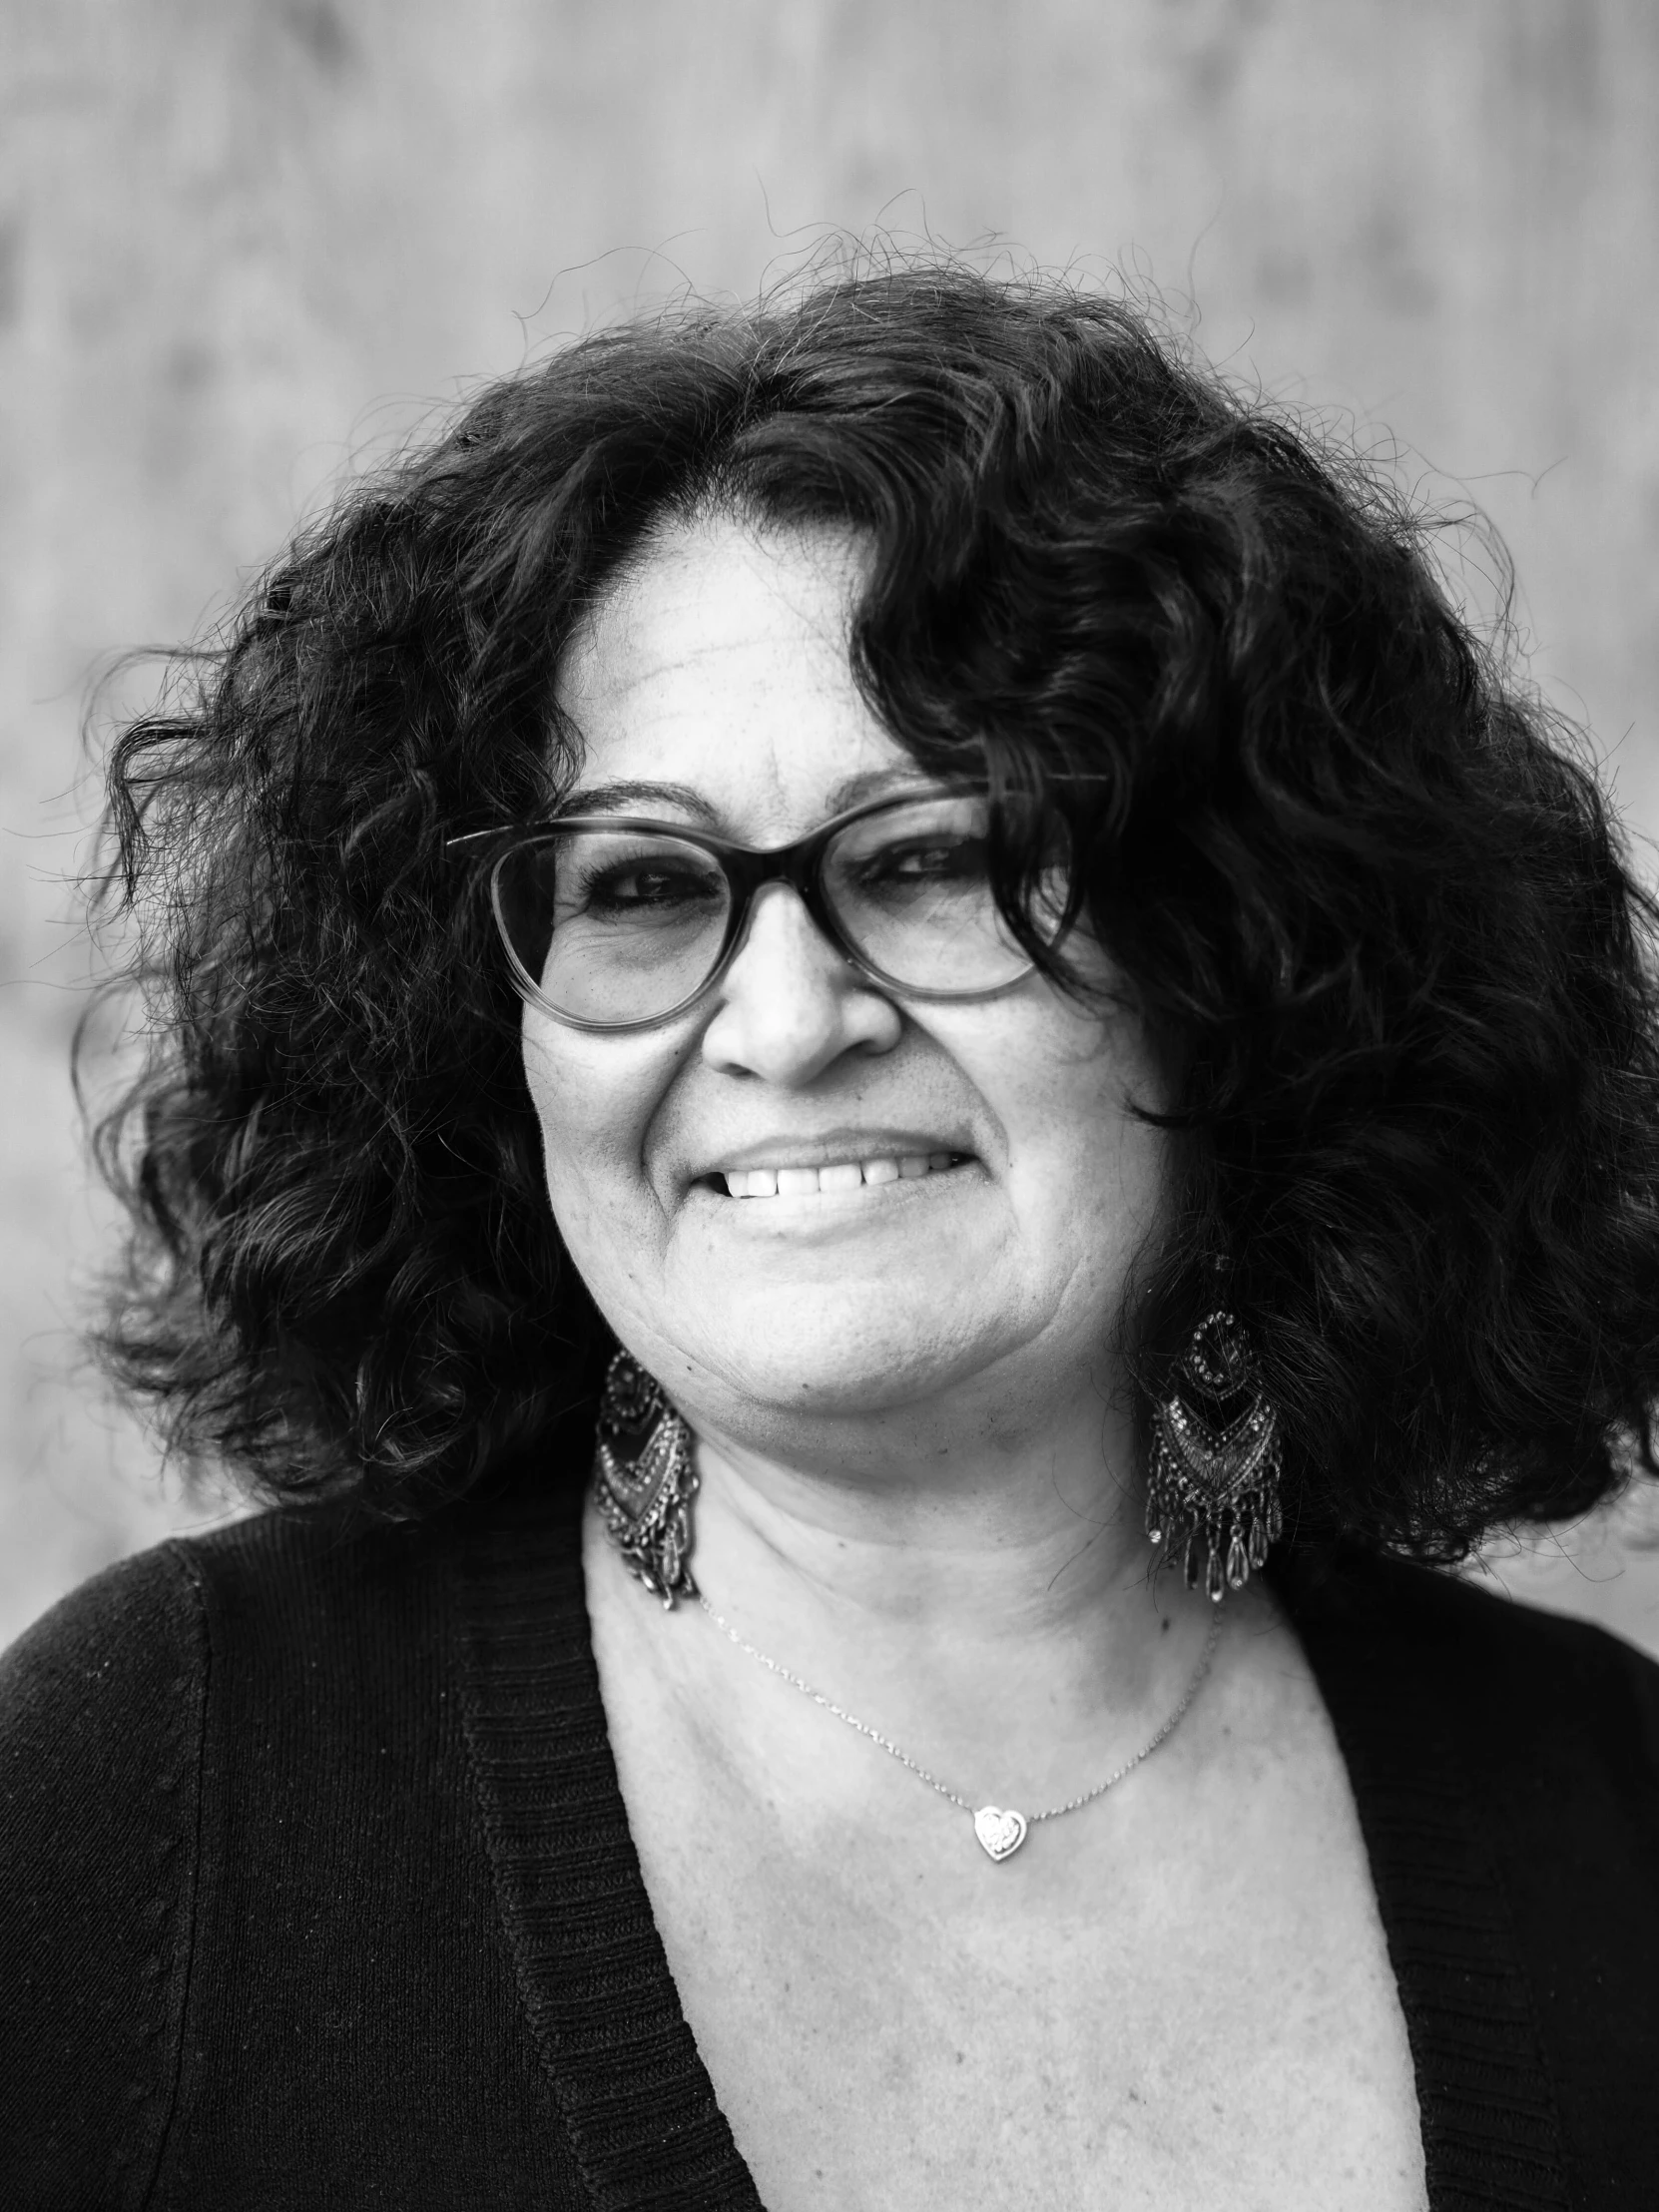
524, 511, 1169, 1452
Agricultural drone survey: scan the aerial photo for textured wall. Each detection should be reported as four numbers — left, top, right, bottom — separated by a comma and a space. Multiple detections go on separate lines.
4, 0, 1658, 1649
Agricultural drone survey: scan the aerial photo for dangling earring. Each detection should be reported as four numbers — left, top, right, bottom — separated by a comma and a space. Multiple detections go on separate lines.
1146, 1310, 1284, 1602
592, 1350, 700, 1610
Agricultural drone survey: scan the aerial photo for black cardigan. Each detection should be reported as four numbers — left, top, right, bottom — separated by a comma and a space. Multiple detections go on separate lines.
2, 1466, 1657, 2211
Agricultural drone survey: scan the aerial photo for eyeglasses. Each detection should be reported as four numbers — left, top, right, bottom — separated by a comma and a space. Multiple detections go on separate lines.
450, 788, 1068, 1033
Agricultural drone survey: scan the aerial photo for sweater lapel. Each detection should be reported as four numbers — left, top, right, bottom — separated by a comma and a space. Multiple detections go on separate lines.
455, 1472, 765, 2212
1280, 1558, 1571, 2212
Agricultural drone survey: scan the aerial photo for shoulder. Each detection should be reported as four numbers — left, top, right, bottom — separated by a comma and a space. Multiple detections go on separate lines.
1280, 1545, 1659, 1955
0, 1479, 598, 2201
0, 1539, 213, 1933
1, 1531, 207, 1763
0, 1469, 587, 1867
1325, 1550, 1659, 1763
1286, 1540, 1657, 1695
1284, 1548, 1659, 1840
1285, 1546, 1659, 2179
0, 1510, 350, 1920
0, 1503, 450, 2186
1373, 1560, 1659, 1880
1284, 1550, 1659, 2185
1, 1496, 447, 1732
0, 1539, 214, 2189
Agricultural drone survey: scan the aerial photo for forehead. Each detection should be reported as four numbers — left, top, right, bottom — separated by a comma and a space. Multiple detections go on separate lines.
554, 510, 911, 834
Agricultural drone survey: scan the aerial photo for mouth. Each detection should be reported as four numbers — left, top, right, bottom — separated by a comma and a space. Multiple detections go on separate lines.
704, 1150, 975, 1200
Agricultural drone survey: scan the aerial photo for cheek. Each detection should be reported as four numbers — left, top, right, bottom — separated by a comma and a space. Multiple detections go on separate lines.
992, 1008, 1170, 1264
520, 1019, 666, 1251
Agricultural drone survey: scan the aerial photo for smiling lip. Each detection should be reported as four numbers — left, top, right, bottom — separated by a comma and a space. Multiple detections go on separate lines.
721, 1152, 968, 1198
695, 1130, 977, 1199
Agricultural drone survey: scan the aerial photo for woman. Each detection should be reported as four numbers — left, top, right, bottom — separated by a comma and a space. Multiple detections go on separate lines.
3, 268, 1657, 2209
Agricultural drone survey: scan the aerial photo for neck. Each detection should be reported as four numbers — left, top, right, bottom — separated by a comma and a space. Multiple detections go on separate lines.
598, 1367, 1227, 1798
694, 1396, 1149, 1639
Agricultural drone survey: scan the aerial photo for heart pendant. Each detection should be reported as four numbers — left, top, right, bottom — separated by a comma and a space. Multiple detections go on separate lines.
972, 1805, 1029, 1862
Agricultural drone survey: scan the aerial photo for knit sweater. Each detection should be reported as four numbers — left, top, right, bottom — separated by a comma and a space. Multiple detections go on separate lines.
2, 1460, 1656, 2211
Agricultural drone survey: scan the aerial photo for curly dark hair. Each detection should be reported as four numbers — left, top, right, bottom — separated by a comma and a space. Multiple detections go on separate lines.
87, 263, 1659, 1559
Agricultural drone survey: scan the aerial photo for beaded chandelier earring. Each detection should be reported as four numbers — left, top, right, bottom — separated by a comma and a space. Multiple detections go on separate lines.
1146, 1310, 1284, 1601
592, 1351, 700, 1609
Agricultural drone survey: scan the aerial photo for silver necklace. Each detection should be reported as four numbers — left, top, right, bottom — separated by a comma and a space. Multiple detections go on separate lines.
697, 1595, 1223, 1863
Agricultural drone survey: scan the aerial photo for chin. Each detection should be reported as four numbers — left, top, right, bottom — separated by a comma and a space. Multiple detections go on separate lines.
679, 1285, 997, 1422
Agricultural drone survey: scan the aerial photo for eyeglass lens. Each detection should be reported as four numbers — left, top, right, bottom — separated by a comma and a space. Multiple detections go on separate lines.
490, 793, 1056, 1026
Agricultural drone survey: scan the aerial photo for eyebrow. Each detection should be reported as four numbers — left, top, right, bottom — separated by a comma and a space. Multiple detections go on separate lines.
553, 764, 935, 829
554, 780, 720, 823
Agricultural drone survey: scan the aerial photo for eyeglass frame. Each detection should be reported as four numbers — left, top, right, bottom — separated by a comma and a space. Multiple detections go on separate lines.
446, 787, 1053, 1035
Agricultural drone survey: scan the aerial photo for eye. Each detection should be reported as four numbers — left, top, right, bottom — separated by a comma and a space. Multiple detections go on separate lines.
896, 836, 985, 875
852, 833, 991, 890
573, 857, 725, 919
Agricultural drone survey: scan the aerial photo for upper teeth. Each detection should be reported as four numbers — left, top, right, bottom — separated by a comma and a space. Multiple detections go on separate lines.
722, 1153, 958, 1198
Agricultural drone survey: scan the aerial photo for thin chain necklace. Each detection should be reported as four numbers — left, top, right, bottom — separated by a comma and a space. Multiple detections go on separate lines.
696, 1593, 1223, 1863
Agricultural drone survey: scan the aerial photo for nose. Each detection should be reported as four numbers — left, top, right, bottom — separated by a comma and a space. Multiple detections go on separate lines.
699, 883, 902, 1084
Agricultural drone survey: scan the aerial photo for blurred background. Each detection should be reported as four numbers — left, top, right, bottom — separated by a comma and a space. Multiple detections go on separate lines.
4, 0, 1658, 1652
